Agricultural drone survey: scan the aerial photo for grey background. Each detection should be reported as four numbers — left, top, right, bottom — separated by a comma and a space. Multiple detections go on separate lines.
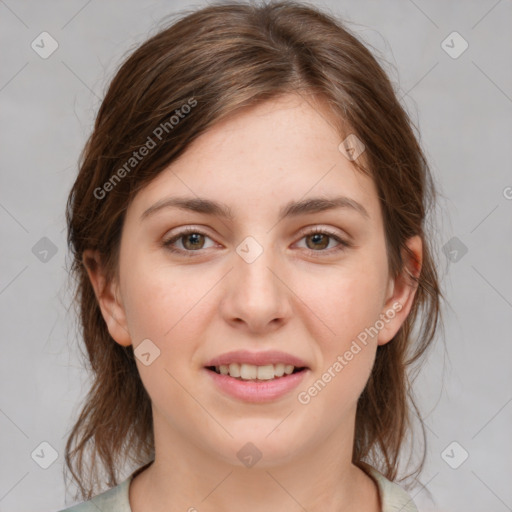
1, 0, 511, 511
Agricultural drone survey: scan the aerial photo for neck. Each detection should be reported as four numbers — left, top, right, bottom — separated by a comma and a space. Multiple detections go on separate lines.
129, 410, 380, 512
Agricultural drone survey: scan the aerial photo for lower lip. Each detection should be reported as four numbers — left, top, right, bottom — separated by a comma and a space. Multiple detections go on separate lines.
204, 368, 309, 403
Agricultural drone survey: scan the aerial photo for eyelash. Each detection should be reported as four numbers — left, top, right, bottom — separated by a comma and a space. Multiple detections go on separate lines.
162, 226, 350, 258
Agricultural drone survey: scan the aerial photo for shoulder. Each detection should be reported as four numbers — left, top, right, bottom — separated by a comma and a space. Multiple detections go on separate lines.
360, 462, 419, 512
57, 476, 132, 512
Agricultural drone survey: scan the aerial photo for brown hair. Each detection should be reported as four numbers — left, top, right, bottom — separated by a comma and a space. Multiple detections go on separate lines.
64, 0, 444, 501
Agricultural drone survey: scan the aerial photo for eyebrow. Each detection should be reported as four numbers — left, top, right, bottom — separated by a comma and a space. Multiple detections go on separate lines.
140, 195, 370, 222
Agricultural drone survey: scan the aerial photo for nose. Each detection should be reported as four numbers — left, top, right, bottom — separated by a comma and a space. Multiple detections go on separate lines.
219, 238, 292, 334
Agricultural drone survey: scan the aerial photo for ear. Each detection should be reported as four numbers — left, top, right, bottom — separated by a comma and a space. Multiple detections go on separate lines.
377, 235, 422, 346
82, 249, 132, 347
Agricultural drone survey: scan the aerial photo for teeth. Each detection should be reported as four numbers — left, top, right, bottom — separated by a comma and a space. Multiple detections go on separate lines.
274, 363, 285, 377
228, 363, 240, 377
257, 365, 274, 380
240, 363, 257, 380
214, 363, 301, 380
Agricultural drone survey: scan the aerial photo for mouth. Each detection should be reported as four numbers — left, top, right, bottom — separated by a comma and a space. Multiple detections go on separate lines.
204, 363, 309, 402
205, 363, 308, 381
203, 350, 310, 401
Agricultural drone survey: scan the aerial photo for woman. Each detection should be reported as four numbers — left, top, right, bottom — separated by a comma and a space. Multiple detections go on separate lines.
60, 1, 443, 510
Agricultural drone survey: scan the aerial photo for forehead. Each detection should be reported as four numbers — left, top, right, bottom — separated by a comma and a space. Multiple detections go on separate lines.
128, 93, 382, 226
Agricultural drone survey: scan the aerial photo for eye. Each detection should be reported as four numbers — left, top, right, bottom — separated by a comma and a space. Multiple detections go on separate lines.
296, 228, 350, 255
162, 227, 216, 256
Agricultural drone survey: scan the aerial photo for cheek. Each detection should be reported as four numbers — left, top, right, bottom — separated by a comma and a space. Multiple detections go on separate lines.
305, 258, 388, 342
121, 252, 201, 341
321, 280, 381, 377
297, 272, 383, 413
299, 252, 388, 396
121, 263, 208, 407
120, 257, 216, 395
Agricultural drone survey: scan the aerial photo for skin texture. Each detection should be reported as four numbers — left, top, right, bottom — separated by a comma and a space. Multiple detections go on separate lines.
84, 93, 421, 512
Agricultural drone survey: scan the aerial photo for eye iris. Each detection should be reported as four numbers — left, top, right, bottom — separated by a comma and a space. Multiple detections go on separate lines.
183, 233, 204, 250
306, 233, 329, 250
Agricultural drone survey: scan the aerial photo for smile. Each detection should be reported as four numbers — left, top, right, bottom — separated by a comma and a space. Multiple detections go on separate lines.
207, 363, 306, 381
204, 365, 309, 402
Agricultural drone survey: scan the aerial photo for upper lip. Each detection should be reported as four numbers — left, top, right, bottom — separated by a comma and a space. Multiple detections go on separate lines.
204, 350, 309, 368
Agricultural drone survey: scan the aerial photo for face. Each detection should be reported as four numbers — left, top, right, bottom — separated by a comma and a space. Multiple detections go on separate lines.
85, 93, 420, 468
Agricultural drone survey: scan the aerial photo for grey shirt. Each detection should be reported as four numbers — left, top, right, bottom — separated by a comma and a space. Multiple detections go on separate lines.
59, 463, 418, 512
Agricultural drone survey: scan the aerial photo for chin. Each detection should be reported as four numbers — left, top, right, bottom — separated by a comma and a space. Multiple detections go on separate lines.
207, 425, 310, 469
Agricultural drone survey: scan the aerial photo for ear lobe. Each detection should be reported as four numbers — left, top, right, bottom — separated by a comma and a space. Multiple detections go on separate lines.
377, 235, 422, 346
82, 249, 132, 347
